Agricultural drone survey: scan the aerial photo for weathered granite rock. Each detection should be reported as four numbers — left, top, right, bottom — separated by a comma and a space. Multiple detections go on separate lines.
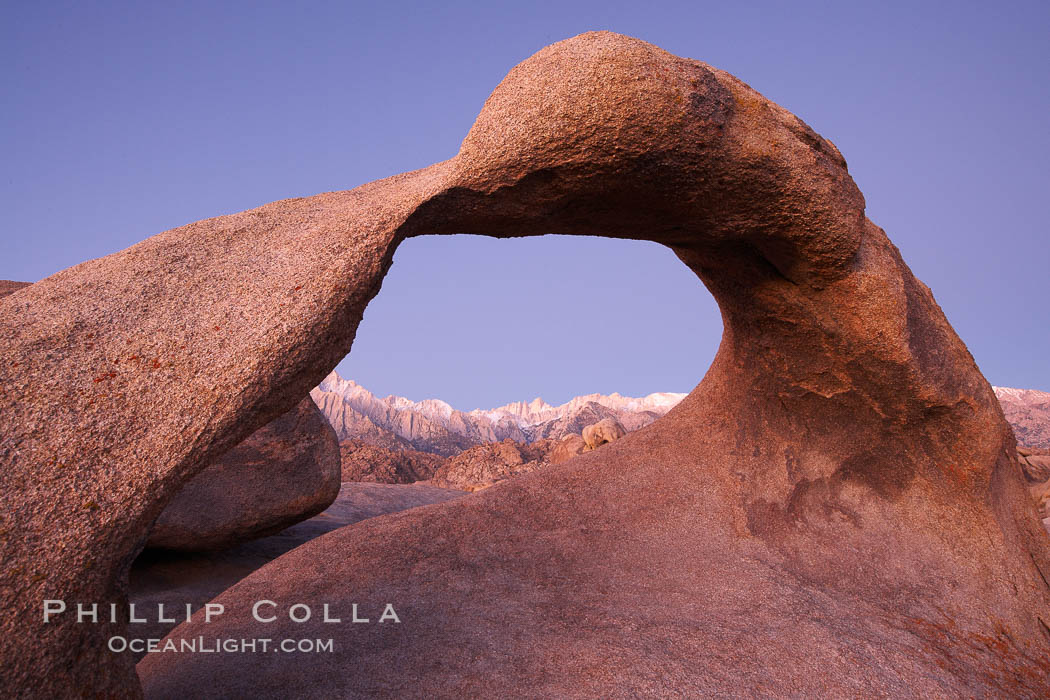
0, 280, 30, 298
1019, 447, 1050, 526
1032, 481, 1050, 522
2, 32, 1048, 698
582, 417, 627, 450
145, 397, 340, 552
1019, 446, 1050, 484
338, 438, 445, 483
548, 433, 587, 465
130, 481, 465, 655
429, 437, 557, 491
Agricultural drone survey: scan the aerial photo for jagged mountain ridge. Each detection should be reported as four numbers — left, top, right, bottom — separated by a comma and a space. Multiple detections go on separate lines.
311, 374, 1050, 456
310, 371, 685, 456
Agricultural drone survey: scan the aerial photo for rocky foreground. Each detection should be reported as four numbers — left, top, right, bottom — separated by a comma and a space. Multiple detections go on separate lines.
129, 482, 464, 657
2, 31, 1048, 698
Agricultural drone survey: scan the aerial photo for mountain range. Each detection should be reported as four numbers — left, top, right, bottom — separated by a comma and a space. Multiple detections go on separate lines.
311, 372, 1050, 455
310, 371, 684, 456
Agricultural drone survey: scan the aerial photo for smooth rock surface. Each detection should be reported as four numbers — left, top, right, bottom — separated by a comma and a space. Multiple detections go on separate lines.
582, 417, 627, 450
2, 32, 1048, 697
146, 397, 341, 552
130, 482, 465, 654
1018, 446, 1050, 483
548, 433, 587, 464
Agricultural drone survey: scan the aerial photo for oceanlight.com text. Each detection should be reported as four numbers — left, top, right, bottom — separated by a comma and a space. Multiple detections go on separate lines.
108, 636, 335, 654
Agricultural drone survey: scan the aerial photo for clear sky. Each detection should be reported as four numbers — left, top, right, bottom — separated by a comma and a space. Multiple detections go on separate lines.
4, 1, 1047, 409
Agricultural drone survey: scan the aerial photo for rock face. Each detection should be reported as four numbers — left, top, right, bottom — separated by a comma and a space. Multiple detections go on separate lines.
0, 280, 30, 298
311, 389, 417, 452
146, 397, 341, 552
582, 417, 627, 450
131, 481, 465, 654
996, 387, 1050, 449
548, 433, 587, 465
338, 439, 445, 483
1019, 446, 1050, 483
2, 32, 1048, 698
312, 376, 476, 455
429, 437, 559, 491
1019, 447, 1050, 530
312, 370, 682, 454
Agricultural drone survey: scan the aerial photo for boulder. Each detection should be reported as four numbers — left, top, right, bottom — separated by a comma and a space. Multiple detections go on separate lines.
146, 397, 340, 552
1032, 481, 1050, 520
1018, 446, 1050, 483
582, 417, 627, 450
1018, 448, 1050, 522
548, 433, 587, 464
2, 31, 1048, 698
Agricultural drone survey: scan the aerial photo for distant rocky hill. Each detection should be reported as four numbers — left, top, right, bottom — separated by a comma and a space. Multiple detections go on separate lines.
338, 439, 445, 484
310, 370, 684, 456
429, 438, 559, 492
0, 280, 30, 298
993, 387, 1050, 449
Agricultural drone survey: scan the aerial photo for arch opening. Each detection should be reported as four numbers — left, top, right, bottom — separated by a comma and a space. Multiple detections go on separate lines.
337, 233, 720, 410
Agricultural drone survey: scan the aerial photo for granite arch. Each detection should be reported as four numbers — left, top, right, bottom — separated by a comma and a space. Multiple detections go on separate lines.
1, 32, 1047, 697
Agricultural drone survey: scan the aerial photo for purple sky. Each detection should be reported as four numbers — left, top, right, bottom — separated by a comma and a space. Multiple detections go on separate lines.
4, 1, 1047, 408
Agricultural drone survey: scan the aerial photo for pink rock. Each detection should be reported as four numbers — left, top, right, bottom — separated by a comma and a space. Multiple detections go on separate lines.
147, 397, 340, 552
1, 32, 1047, 698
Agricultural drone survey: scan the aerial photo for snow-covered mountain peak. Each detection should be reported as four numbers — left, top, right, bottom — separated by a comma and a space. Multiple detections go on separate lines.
315, 371, 688, 451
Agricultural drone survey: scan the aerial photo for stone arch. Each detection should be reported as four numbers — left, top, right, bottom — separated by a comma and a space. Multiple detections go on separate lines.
1, 32, 1048, 697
